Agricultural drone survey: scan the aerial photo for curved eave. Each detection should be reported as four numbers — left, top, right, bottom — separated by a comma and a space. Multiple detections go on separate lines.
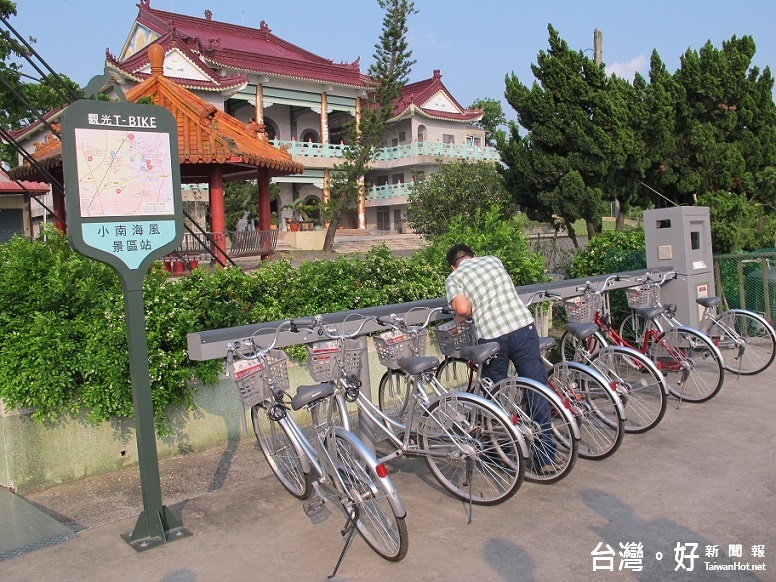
201, 56, 364, 90
389, 104, 483, 124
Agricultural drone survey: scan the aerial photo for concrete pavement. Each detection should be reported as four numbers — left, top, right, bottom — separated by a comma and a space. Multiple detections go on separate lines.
0, 364, 774, 581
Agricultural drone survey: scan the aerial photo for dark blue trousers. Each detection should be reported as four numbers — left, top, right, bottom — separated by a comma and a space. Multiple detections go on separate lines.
480, 324, 555, 465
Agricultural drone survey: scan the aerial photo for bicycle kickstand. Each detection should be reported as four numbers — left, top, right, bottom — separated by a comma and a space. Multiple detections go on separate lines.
328, 506, 360, 579
465, 455, 474, 525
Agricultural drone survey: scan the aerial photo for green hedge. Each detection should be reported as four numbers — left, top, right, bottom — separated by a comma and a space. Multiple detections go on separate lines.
0, 224, 544, 432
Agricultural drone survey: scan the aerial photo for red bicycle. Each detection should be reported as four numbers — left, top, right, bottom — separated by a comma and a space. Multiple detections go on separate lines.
560, 275, 725, 404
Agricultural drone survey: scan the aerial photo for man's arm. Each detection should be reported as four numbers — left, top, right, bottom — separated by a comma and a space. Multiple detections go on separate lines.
450, 293, 472, 323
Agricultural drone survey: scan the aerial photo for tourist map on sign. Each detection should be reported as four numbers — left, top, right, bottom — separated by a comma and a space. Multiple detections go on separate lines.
74, 127, 175, 217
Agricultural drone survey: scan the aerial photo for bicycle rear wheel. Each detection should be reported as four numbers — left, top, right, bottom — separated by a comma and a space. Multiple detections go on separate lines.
549, 362, 624, 460
491, 377, 578, 483
650, 327, 724, 403
310, 392, 350, 432
590, 346, 668, 434
435, 357, 472, 391
418, 392, 525, 505
251, 404, 312, 499
707, 310, 776, 375
327, 431, 409, 561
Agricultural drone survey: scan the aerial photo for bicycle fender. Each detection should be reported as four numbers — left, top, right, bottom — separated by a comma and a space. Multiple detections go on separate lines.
563, 361, 627, 421
332, 427, 407, 519
505, 376, 582, 441
674, 325, 726, 364
605, 345, 670, 395
443, 391, 531, 460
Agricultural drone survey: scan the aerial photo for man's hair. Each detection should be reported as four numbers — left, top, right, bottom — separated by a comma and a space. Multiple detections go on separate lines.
446, 243, 475, 268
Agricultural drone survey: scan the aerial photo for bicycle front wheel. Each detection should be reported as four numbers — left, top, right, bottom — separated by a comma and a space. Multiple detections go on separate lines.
327, 431, 409, 561
549, 362, 624, 460
491, 377, 578, 484
310, 392, 350, 432
559, 331, 603, 363
619, 313, 648, 347
418, 392, 525, 505
650, 327, 724, 403
435, 357, 472, 391
251, 404, 312, 500
707, 310, 776, 375
590, 346, 668, 434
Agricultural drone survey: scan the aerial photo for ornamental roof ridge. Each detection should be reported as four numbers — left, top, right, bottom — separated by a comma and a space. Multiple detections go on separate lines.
392, 69, 482, 121
136, 1, 359, 71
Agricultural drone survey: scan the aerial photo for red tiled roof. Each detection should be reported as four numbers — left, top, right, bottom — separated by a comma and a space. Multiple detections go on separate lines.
107, 31, 249, 92
390, 70, 483, 123
0, 168, 49, 195
126, 0, 365, 88
8, 46, 304, 182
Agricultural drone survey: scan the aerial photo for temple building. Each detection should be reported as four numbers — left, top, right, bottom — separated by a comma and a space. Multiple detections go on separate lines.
11, 0, 498, 239
107, 1, 496, 233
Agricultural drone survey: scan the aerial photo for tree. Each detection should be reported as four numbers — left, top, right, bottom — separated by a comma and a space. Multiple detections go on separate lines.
407, 159, 513, 239
499, 25, 617, 244
498, 25, 659, 243
0, 1, 82, 166
469, 97, 506, 146
323, 0, 417, 253
645, 36, 776, 209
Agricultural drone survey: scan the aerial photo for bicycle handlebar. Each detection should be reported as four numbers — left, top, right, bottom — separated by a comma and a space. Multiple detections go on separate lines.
376, 306, 449, 333
312, 313, 376, 342
576, 274, 631, 295
525, 290, 563, 307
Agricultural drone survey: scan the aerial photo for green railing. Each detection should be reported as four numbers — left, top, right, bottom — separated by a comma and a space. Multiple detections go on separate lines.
270, 139, 500, 162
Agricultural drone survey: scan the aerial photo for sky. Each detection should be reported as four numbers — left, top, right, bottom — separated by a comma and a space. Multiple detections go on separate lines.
8, 0, 776, 125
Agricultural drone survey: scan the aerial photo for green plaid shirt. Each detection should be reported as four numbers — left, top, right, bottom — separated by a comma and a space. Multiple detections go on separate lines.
445, 255, 534, 339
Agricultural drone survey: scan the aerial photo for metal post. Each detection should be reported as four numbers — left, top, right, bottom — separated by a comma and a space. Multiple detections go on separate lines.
120, 287, 191, 551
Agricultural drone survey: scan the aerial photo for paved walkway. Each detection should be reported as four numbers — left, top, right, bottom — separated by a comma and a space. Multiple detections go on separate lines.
1, 363, 773, 581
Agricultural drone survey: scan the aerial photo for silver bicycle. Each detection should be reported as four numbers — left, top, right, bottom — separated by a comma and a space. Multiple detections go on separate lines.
226, 321, 408, 574
304, 313, 528, 519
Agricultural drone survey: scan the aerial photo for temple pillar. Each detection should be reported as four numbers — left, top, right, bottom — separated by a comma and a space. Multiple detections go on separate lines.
320, 92, 329, 144
208, 165, 226, 264
53, 184, 66, 233
257, 168, 271, 231
255, 83, 264, 125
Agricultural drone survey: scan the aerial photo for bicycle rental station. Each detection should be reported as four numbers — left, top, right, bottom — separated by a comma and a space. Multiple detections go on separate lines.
184, 206, 775, 575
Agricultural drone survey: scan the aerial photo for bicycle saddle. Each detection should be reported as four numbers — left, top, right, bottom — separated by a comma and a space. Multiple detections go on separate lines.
459, 342, 499, 366
291, 383, 336, 410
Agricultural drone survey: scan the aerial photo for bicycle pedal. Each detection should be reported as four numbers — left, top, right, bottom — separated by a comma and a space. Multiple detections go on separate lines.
303, 496, 327, 517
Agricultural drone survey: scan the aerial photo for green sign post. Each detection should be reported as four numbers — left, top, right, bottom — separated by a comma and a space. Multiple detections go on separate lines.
61, 99, 191, 550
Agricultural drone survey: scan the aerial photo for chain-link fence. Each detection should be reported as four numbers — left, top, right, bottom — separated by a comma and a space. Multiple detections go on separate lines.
713, 251, 776, 324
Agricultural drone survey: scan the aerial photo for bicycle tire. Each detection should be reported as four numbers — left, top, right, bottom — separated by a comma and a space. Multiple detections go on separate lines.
548, 362, 624, 460
619, 313, 648, 347
435, 357, 472, 392
491, 377, 579, 483
706, 309, 776, 375
417, 392, 525, 505
310, 392, 350, 432
590, 345, 668, 434
377, 369, 414, 426
559, 331, 603, 363
327, 431, 409, 561
251, 404, 312, 500
649, 327, 725, 403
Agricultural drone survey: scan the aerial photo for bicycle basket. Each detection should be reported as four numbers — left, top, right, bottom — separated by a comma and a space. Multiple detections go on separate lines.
626, 286, 659, 309
373, 328, 428, 370
564, 295, 602, 323
305, 339, 363, 382
228, 349, 289, 407
433, 320, 476, 357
